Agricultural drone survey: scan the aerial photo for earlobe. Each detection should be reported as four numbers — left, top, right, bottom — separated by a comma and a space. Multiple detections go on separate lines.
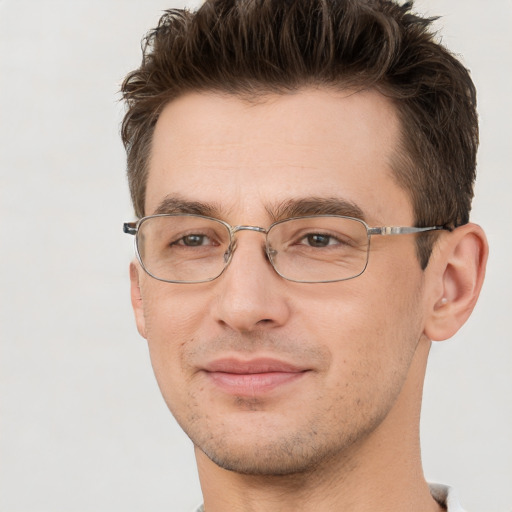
130, 262, 147, 339
424, 223, 488, 341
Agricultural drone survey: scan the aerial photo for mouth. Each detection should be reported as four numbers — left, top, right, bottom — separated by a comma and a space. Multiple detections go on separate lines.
202, 358, 310, 396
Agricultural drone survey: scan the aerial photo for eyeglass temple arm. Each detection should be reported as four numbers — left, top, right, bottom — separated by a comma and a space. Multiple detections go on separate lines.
122, 221, 454, 237
367, 225, 453, 236
123, 222, 137, 235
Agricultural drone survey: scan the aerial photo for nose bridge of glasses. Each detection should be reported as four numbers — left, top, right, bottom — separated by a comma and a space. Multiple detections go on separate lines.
230, 225, 268, 235
223, 225, 270, 264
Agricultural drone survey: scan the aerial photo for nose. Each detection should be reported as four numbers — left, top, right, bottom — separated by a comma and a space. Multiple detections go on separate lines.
212, 231, 291, 333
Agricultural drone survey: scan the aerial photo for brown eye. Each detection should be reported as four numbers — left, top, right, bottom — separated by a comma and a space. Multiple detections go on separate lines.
173, 234, 214, 247
182, 235, 207, 246
305, 234, 332, 247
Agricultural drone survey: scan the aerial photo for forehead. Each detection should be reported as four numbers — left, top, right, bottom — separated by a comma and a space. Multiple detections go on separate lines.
146, 88, 412, 225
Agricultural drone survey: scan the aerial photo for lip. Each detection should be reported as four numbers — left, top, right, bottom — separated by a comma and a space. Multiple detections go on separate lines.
202, 358, 309, 396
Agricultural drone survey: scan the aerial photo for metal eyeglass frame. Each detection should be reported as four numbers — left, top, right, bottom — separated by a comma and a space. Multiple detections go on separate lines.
123, 214, 452, 284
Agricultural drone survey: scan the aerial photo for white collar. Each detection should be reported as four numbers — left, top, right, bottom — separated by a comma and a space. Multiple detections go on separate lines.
429, 483, 466, 511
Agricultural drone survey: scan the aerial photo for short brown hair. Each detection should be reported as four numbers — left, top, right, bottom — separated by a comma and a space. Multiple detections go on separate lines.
121, 0, 478, 268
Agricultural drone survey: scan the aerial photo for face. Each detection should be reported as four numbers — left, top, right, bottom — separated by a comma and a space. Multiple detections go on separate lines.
131, 88, 430, 476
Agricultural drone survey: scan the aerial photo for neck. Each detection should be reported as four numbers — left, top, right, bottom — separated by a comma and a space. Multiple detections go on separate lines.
195, 337, 443, 512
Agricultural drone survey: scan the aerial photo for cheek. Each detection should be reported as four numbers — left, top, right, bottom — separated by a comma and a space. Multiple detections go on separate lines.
354, 270, 425, 374
140, 284, 209, 392
301, 263, 424, 371
315, 280, 424, 421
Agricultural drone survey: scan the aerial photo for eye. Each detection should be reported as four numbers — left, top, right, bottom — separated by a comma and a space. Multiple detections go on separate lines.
301, 233, 341, 248
173, 234, 215, 247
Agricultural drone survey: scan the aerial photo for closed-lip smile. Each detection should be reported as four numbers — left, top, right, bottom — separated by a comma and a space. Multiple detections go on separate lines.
202, 357, 310, 396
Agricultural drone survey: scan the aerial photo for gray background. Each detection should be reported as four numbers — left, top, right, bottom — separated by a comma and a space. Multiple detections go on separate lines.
0, 1, 510, 511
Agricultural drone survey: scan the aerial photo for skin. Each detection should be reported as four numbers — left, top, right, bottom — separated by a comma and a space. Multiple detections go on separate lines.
130, 88, 487, 511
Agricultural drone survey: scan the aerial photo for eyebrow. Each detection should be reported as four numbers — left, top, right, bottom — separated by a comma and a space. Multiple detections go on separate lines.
267, 197, 366, 222
153, 195, 224, 217
152, 195, 366, 223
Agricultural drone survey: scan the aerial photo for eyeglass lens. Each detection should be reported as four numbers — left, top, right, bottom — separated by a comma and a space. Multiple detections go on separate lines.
136, 215, 370, 283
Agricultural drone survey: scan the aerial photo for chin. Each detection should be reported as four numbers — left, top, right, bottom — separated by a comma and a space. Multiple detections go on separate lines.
201, 442, 326, 476
189, 418, 361, 477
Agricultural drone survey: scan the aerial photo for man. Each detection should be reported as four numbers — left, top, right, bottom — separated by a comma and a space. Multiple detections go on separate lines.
121, 1, 488, 510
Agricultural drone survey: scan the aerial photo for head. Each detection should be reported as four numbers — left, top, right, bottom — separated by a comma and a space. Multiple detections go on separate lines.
122, 0, 478, 268
121, 0, 487, 482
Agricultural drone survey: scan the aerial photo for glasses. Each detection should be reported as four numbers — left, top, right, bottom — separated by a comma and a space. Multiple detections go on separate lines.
123, 214, 448, 284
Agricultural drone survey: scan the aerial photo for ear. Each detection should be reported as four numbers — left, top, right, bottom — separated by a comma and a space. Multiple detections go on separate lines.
130, 261, 147, 339
424, 223, 488, 341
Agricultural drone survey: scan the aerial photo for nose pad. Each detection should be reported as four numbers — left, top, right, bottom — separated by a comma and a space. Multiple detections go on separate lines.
266, 245, 278, 259
265, 243, 279, 266
223, 239, 237, 264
